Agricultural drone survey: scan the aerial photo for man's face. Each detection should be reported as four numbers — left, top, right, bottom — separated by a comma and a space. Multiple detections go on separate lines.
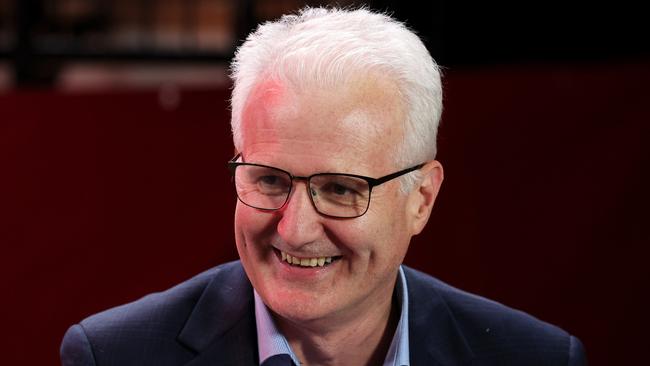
234, 75, 421, 325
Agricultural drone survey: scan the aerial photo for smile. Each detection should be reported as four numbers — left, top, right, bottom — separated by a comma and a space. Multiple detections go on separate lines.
278, 249, 340, 267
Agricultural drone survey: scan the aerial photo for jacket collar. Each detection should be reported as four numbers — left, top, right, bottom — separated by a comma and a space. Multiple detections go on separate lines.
178, 261, 258, 366
404, 266, 474, 366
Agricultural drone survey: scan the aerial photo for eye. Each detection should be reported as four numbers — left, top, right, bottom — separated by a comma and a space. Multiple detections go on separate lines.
322, 182, 359, 196
257, 174, 290, 193
309, 175, 369, 208
259, 175, 280, 186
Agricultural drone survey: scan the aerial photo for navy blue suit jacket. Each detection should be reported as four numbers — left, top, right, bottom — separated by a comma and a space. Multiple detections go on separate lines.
61, 261, 587, 365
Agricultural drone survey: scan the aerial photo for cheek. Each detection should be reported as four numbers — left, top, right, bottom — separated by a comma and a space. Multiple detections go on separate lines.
235, 204, 279, 248
336, 214, 397, 255
234, 204, 248, 241
233, 207, 250, 262
366, 196, 411, 258
234, 204, 262, 252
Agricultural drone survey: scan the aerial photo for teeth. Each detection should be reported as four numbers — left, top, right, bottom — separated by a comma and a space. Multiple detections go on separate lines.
280, 251, 335, 267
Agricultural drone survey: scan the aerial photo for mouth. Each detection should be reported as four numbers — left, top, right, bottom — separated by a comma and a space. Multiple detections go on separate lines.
274, 248, 342, 268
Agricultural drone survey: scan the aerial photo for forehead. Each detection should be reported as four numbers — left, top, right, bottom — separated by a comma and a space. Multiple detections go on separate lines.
241, 74, 405, 173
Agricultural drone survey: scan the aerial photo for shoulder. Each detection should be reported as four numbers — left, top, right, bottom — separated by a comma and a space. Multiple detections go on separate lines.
81, 261, 240, 333
403, 266, 587, 365
61, 261, 247, 366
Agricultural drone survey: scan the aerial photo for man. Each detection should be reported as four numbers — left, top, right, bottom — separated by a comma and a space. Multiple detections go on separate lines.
61, 7, 587, 366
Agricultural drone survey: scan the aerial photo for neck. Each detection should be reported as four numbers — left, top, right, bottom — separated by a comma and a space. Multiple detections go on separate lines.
275, 282, 400, 366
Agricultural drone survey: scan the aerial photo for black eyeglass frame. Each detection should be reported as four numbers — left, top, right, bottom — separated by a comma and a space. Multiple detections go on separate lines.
227, 153, 425, 218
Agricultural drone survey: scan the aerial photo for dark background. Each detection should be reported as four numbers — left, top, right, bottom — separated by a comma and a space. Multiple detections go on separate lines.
1, 1, 648, 365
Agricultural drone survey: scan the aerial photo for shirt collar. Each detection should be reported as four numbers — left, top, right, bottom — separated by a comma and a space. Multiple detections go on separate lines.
254, 290, 302, 365
384, 265, 410, 366
254, 265, 410, 366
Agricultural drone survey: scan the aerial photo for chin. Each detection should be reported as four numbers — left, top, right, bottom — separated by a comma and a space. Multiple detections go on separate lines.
263, 286, 335, 323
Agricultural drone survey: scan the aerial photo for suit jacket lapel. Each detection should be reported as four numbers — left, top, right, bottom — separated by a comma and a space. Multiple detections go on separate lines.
178, 262, 258, 366
405, 266, 474, 366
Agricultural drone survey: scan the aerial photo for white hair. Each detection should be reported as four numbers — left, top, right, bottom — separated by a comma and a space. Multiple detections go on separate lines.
229, 7, 442, 191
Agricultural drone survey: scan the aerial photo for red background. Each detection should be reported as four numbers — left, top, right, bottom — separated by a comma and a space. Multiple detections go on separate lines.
1, 61, 648, 365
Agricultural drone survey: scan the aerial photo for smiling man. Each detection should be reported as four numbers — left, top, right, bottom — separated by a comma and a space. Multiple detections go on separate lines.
61, 7, 587, 366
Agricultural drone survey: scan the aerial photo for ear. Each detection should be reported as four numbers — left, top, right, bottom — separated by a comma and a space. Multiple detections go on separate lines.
407, 160, 444, 235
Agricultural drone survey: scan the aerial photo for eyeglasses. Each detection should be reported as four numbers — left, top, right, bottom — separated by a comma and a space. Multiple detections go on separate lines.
227, 154, 425, 218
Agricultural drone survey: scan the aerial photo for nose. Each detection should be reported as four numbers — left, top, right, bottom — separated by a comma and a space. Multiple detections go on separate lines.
276, 180, 324, 248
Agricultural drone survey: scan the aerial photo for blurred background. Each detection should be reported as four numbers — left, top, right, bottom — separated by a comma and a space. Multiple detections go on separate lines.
1, 0, 647, 365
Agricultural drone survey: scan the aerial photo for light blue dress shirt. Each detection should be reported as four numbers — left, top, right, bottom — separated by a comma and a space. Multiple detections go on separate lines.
254, 266, 410, 366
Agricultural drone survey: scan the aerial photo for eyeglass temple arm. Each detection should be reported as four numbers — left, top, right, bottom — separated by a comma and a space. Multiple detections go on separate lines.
370, 163, 426, 187
227, 154, 243, 176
